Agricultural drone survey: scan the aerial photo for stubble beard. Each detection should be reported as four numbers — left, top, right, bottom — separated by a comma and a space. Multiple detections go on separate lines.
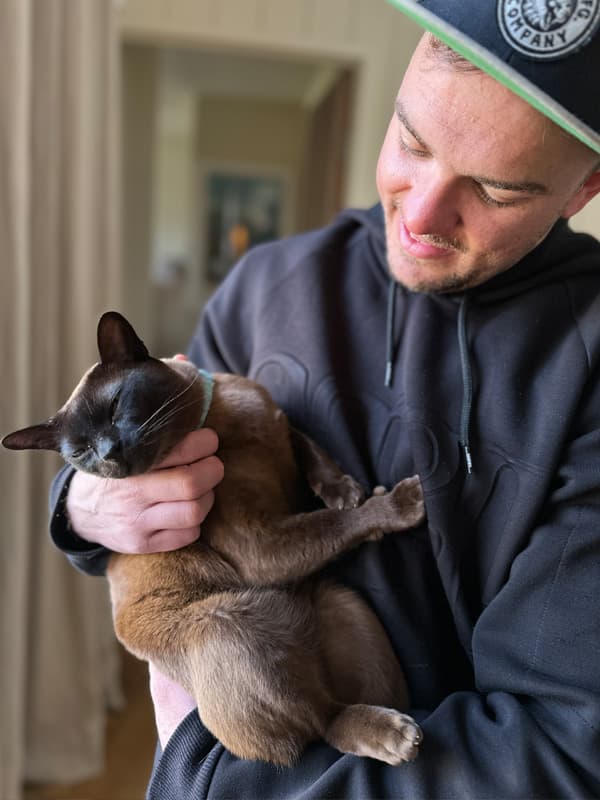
384, 227, 476, 295
383, 207, 560, 295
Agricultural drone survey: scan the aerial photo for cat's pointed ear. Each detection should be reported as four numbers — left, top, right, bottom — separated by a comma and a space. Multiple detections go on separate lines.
2, 421, 60, 452
97, 311, 150, 365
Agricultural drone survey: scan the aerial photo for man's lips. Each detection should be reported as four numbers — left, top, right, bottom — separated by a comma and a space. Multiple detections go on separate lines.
398, 220, 457, 259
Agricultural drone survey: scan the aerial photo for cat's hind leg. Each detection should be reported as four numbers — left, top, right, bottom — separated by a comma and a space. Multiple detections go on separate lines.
183, 586, 332, 766
312, 581, 423, 764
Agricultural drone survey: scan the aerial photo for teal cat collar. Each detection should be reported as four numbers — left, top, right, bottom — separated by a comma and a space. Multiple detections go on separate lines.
196, 368, 215, 430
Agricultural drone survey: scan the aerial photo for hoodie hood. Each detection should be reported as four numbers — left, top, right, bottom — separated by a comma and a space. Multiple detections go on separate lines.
334, 203, 600, 473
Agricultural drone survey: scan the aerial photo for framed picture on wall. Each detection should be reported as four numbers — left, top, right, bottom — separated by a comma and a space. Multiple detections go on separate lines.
199, 162, 292, 284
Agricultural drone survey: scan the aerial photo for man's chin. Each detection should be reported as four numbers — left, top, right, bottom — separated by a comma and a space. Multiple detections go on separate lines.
389, 259, 471, 295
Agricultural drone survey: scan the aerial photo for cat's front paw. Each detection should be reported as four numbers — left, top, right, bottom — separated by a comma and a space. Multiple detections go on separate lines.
387, 475, 425, 530
318, 474, 366, 510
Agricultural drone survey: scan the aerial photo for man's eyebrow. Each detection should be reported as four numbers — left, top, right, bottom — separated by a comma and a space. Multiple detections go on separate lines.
394, 99, 550, 196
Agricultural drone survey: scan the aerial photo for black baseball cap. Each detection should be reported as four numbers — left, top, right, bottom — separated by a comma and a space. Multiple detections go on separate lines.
387, 0, 600, 155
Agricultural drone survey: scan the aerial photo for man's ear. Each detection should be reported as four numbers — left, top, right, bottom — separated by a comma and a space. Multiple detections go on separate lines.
561, 168, 600, 219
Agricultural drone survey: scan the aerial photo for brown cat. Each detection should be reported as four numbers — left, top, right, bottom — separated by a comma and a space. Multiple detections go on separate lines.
3, 311, 425, 766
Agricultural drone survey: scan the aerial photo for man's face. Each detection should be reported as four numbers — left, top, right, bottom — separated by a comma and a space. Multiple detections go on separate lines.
377, 35, 597, 293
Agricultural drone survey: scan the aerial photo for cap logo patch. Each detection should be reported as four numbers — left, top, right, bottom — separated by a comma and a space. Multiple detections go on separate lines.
498, 0, 600, 59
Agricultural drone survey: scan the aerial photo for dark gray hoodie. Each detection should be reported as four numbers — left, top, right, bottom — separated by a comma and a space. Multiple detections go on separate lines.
51, 204, 600, 799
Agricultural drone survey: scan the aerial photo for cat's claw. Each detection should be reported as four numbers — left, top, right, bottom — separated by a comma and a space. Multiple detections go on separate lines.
318, 474, 366, 510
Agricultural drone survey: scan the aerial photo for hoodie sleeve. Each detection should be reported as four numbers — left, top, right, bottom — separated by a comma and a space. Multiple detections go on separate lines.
48, 463, 112, 576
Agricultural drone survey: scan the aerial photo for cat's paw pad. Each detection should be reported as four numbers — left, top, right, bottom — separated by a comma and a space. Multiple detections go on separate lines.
334, 706, 422, 765
388, 475, 425, 529
361, 709, 422, 765
374, 711, 422, 765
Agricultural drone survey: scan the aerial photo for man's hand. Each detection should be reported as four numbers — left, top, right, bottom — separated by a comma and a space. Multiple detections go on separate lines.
149, 663, 196, 749
66, 428, 224, 553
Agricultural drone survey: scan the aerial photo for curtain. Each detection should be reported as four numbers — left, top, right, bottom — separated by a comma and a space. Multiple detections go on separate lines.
0, 1, 122, 798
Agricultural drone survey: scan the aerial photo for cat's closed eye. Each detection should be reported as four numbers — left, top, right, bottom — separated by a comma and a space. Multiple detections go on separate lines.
69, 445, 89, 459
110, 390, 121, 423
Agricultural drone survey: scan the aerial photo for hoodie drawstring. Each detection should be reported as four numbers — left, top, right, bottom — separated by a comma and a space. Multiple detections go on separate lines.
457, 295, 474, 474
385, 279, 398, 388
384, 279, 475, 475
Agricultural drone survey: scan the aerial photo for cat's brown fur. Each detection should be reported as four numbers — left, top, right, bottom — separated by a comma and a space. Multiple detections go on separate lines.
3, 311, 425, 766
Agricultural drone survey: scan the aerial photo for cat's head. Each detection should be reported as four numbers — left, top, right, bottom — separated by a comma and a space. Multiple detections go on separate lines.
2, 312, 205, 478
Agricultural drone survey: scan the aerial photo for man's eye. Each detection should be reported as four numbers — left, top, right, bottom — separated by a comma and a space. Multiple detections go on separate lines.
397, 119, 428, 158
400, 136, 429, 158
399, 133, 428, 158
474, 183, 519, 208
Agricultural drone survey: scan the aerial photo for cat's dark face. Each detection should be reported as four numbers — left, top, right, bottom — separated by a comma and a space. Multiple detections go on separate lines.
2, 312, 204, 478
54, 358, 198, 477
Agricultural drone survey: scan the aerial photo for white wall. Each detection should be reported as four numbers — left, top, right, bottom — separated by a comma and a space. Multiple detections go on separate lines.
570, 194, 600, 238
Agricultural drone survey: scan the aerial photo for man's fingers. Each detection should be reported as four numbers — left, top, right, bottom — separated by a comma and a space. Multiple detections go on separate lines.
140, 491, 216, 536
144, 527, 203, 553
158, 428, 219, 469
136, 455, 224, 505
123, 492, 215, 554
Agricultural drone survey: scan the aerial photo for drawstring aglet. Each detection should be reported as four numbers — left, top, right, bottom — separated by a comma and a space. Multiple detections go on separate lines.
385, 361, 393, 388
464, 444, 473, 475
384, 279, 398, 388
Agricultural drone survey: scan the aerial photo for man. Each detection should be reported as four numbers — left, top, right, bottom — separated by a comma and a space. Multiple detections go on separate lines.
50, 0, 600, 796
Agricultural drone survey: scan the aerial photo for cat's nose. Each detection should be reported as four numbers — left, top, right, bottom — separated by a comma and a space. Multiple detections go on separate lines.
95, 436, 122, 462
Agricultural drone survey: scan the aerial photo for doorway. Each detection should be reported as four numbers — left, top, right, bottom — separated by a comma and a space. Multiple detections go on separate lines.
121, 43, 357, 356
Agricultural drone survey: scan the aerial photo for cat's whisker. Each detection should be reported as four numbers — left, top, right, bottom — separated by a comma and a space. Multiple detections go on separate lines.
138, 427, 197, 448
136, 388, 198, 435
137, 393, 201, 434
135, 392, 187, 435
139, 397, 202, 440
135, 380, 197, 433
135, 374, 200, 435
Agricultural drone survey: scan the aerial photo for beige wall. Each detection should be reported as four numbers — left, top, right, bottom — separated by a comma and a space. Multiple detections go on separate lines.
198, 96, 307, 169
118, 0, 422, 207
121, 44, 159, 344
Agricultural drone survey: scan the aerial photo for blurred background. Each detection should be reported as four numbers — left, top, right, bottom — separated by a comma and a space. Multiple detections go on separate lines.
1, 1, 598, 799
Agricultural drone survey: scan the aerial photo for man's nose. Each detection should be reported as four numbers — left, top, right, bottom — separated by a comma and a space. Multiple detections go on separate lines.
402, 171, 462, 238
